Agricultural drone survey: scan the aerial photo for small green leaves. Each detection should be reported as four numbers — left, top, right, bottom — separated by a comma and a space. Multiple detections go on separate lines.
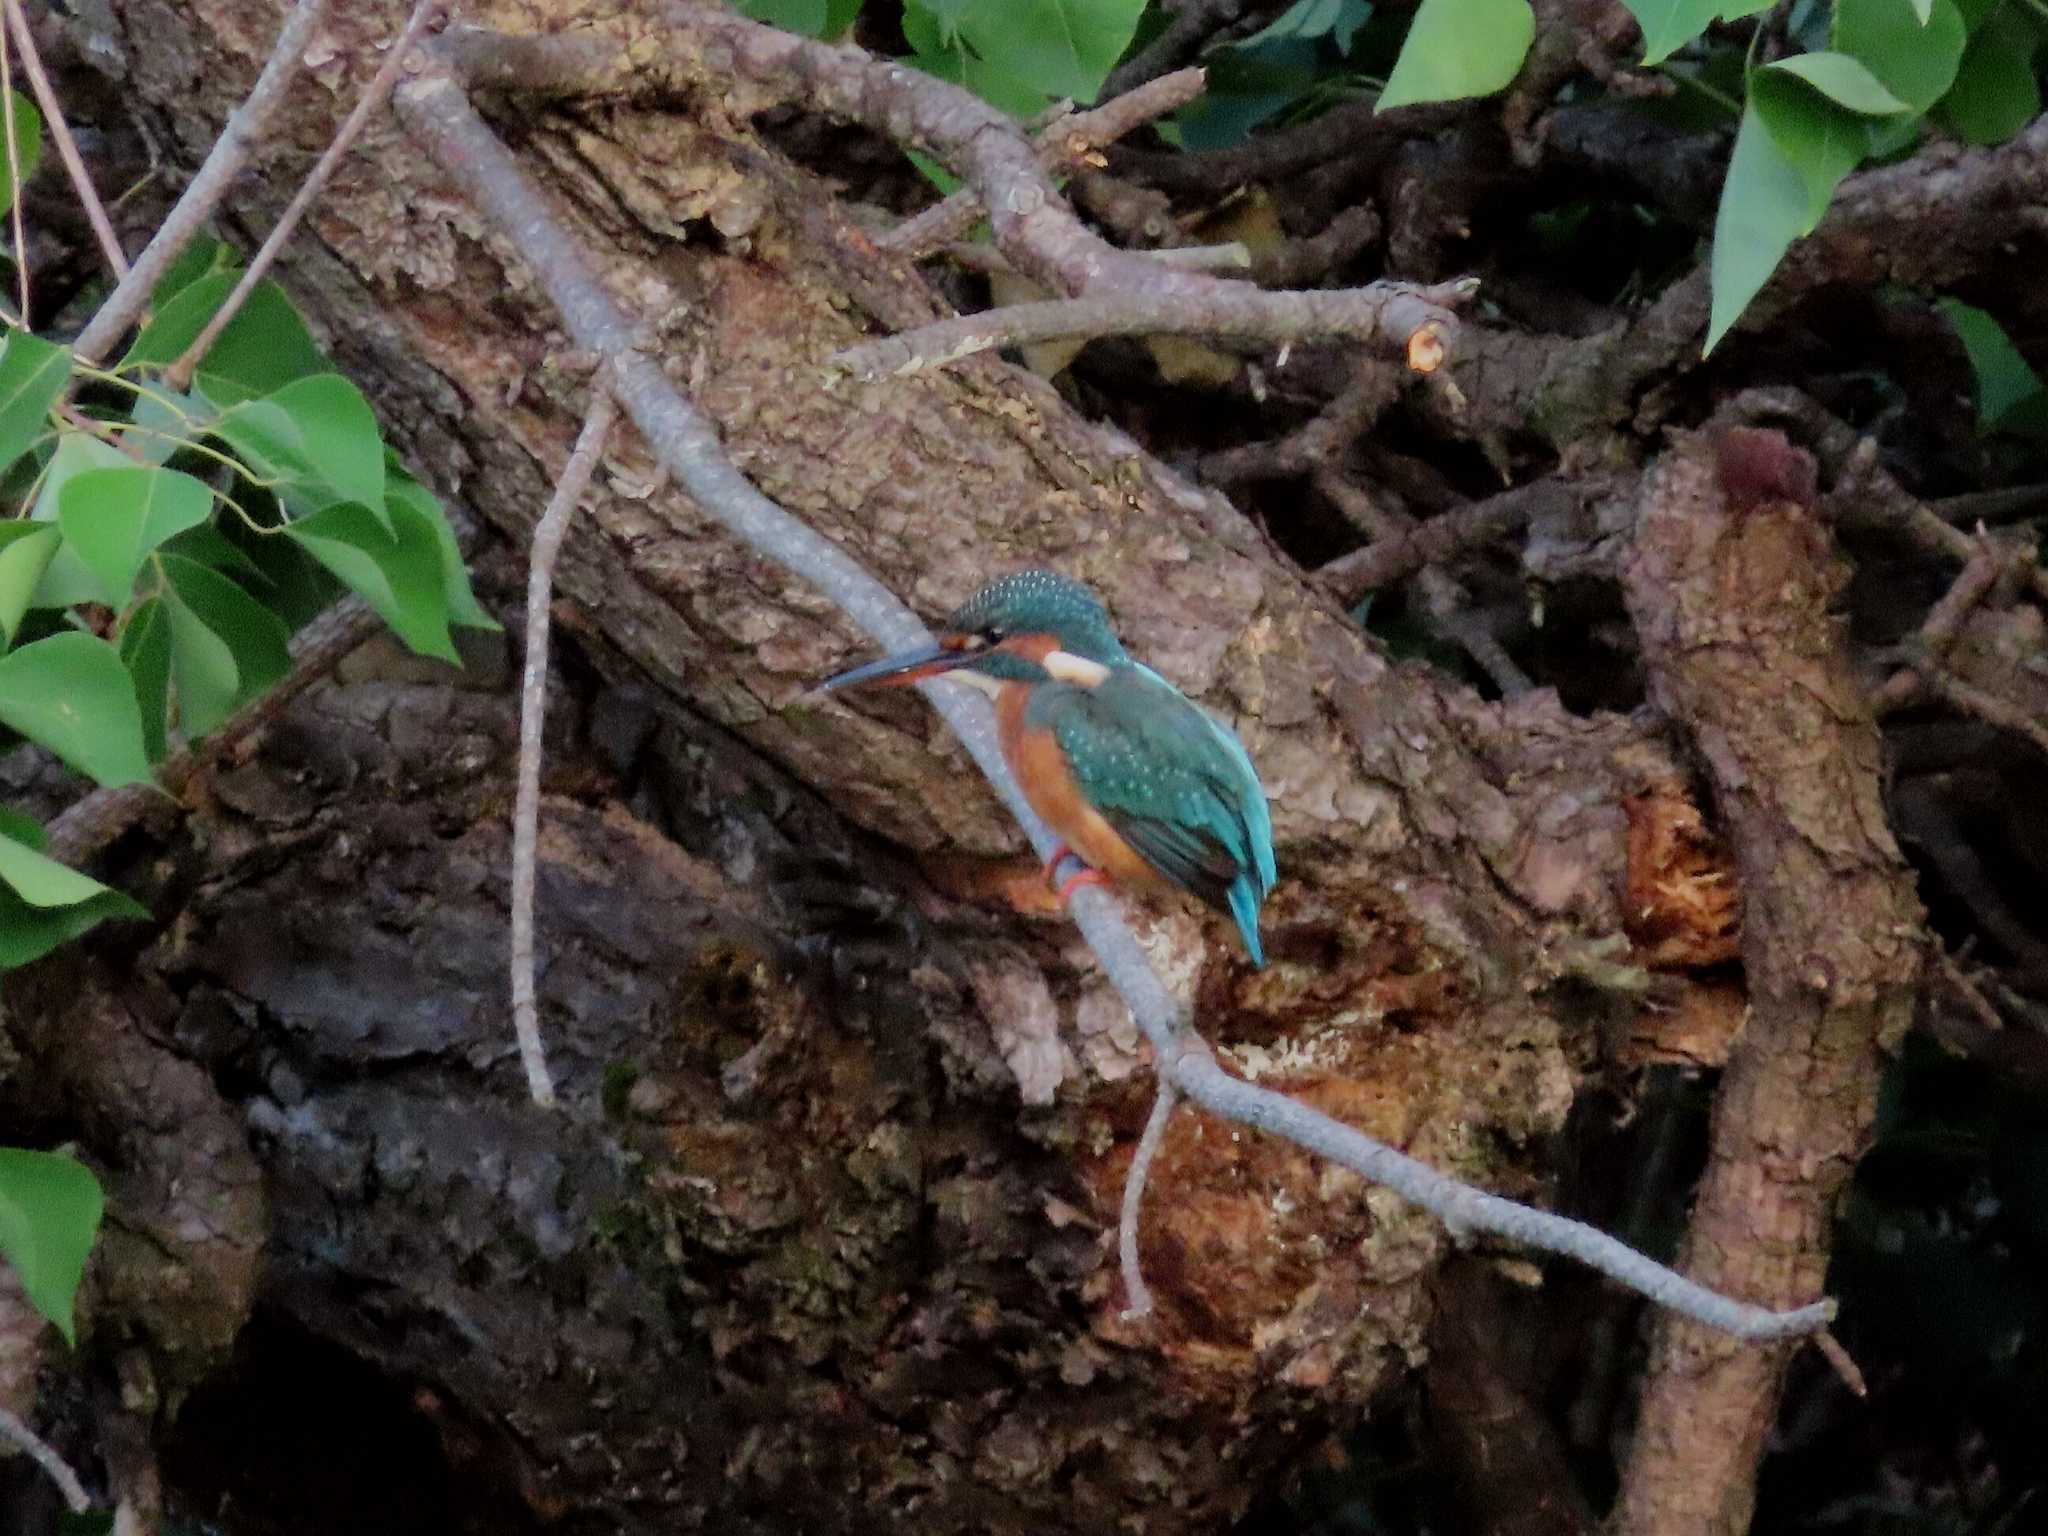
1378, 0, 1534, 109
0, 331, 71, 478
1707, 99, 1822, 355
1624, 0, 1726, 65
1938, 299, 2048, 437
0, 824, 146, 971
0, 632, 154, 787
0, 1146, 105, 1345
1749, 69, 1868, 224
120, 597, 172, 762
57, 466, 215, 606
901, 0, 1147, 109
1765, 52, 1909, 114
0, 90, 44, 215
216, 375, 387, 521
284, 499, 457, 663
1936, 8, 2042, 145
1833, 0, 1967, 113
0, 524, 59, 645
158, 555, 292, 739
733, 0, 861, 36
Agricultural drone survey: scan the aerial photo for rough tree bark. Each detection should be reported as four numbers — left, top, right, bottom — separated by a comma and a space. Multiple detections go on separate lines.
2, 3, 1897, 1532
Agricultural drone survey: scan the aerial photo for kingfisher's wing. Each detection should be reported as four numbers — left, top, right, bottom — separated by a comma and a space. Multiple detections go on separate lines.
1030, 669, 1274, 953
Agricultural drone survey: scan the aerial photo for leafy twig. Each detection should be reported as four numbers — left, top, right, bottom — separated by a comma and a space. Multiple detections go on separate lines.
2, 0, 127, 280
165, 0, 445, 392
71, 0, 330, 366
510, 376, 620, 1110
400, 57, 1834, 1343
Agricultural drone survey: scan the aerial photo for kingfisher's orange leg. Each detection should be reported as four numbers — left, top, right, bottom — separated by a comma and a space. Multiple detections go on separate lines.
1041, 842, 1076, 887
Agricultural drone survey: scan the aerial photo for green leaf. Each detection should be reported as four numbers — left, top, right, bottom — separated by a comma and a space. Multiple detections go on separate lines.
187, 280, 331, 406
121, 271, 237, 373
27, 435, 133, 608
1935, 8, 2041, 145
0, 332, 72, 478
57, 466, 215, 606
903, 3, 1058, 116
1624, 0, 1723, 64
0, 1147, 104, 1345
1766, 51, 1911, 113
151, 236, 234, 311
734, 0, 828, 32
1237, 0, 1349, 47
0, 631, 154, 786
0, 91, 45, 216
1377, 0, 1536, 110
1834, 0, 1968, 112
388, 475, 495, 631
283, 500, 457, 663
1707, 99, 1818, 354
955, 0, 1149, 103
119, 596, 171, 762
159, 555, 291, 738
1749, 68, 1870, 226
215, 375, 387, 522
125, 384, 218, 466
0, 524, 59, 645
0, 805, 43, 848
1937, 298, 2048, 434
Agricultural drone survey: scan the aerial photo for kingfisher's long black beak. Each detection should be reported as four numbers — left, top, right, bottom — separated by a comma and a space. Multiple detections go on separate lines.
818, 642, 983, 693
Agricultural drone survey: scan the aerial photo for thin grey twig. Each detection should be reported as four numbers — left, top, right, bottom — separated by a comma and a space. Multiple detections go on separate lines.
831, 280, 1470, 382
166, 0, 444, 391
1, 15, 30, 324
877, 67, 1208, 262
2, 0, 126, 280
71, 0, 330, 366
510, 379, 619, 1110
0, 1404, 92, 1514
398, 58, 1833, 1342
1119, 1080, 1178, 1320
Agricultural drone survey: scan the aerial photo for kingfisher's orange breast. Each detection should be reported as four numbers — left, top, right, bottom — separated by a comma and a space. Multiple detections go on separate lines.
995, 683, 1163, 890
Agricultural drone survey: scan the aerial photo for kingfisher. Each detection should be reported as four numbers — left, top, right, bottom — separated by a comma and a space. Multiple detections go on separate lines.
819, 570, 1276, 966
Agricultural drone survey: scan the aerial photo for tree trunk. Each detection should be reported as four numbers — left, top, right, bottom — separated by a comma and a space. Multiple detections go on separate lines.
11, 2, 1753, 1530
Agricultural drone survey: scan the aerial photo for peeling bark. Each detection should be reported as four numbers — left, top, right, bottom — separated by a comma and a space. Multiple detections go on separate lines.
1613, 431, 1926, 1536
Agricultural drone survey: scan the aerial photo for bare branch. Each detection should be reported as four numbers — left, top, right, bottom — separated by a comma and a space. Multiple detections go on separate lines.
1315, 475, 1580, 600
71, 0, 330, 366
166, 0, 447, 392
398, 57, 1835, 1343
1119, 1080, 1178, 1320
510, 378, 620, 1110
0, 1403, 92, 1514
831, 280, 1471, 381
878, 68, 1208, 262
2, 0, 127, 280
1, 16, 30, 323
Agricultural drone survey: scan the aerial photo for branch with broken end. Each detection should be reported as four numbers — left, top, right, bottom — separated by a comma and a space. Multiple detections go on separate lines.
830, 279, 1472, 382
400, 50, 1836, 1346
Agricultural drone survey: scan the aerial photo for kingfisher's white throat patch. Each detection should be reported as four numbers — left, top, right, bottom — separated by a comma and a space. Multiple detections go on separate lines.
1043, 650, 1111, 687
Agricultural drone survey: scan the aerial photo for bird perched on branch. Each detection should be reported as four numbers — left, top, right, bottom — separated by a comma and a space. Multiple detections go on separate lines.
820, 569, 1276, 965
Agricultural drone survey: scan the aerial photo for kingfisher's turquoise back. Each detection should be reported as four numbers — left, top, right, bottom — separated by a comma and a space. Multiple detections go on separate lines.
1027, 664, 1276, 964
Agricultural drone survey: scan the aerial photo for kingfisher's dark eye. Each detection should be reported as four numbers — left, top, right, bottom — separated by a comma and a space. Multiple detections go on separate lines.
976, 625, 1002, 646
